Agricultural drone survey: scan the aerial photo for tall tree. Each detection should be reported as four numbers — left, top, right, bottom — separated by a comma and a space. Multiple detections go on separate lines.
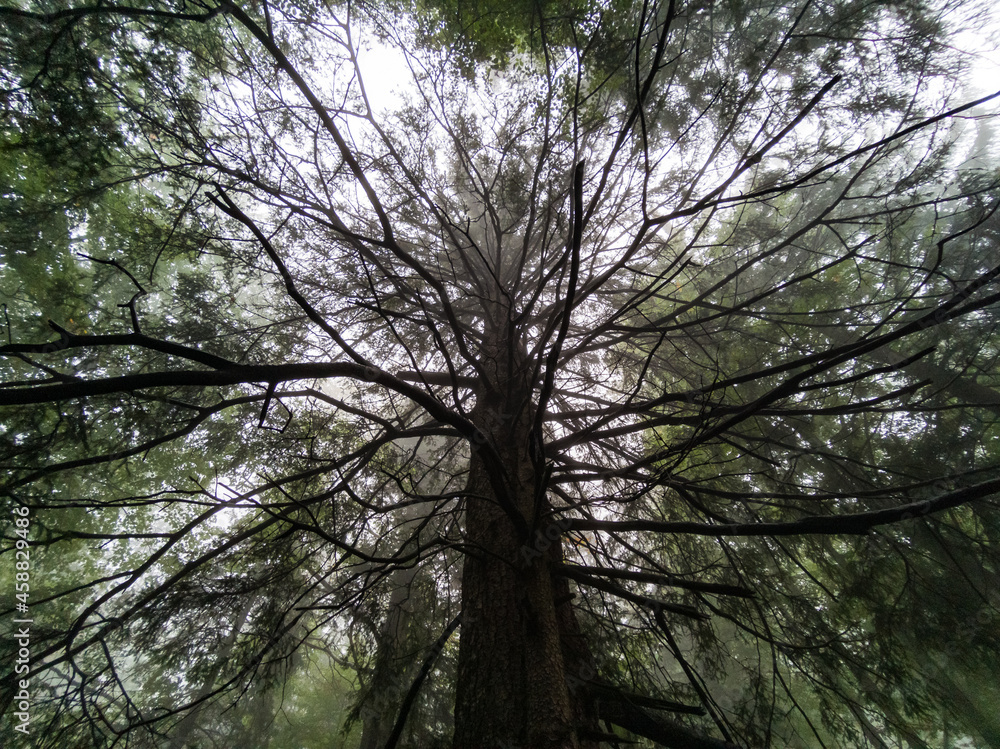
2, 1, 999, 748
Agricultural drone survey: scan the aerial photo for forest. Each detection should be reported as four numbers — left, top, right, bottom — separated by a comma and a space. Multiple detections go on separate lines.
1, 0, 999, 747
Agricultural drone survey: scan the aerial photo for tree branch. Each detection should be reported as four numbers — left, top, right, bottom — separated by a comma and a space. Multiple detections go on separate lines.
569, 477, 1000, 537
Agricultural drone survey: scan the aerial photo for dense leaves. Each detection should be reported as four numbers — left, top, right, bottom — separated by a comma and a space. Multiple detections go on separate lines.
1, 0, 999, 747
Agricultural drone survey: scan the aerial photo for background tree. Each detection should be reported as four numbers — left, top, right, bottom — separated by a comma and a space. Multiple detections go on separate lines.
1, 0, 999, 748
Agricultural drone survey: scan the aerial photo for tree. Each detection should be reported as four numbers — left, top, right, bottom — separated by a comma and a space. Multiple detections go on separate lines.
2, 0, 999, 747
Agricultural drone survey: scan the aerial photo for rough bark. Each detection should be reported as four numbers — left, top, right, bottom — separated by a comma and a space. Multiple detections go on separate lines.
453, 405, 572, 746
452, 325, 596, 749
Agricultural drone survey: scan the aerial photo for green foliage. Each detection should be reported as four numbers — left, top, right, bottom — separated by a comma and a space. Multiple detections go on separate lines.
1, 0, 998, 747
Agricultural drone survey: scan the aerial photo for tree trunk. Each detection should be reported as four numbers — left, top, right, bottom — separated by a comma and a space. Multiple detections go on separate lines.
358, 561, 420, 749
452, 356, 600, 749
359, 432, 450, 747
168, 598, 253, 749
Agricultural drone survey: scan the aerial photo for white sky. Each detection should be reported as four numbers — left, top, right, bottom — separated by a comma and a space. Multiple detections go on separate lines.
955, 18, 1000, 99
354, 10, 1000, 115
354, 40, 409, 116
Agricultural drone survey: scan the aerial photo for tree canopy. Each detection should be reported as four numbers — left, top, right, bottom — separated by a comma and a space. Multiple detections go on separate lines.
1, 0, 999, 747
